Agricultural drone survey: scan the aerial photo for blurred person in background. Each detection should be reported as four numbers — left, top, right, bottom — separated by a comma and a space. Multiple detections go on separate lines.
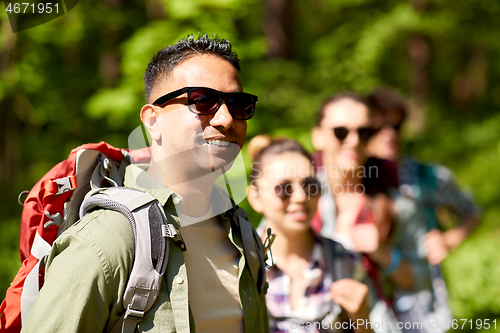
310, 93, 431, 332
247, 135, 372, 333
366, 87, 481, 332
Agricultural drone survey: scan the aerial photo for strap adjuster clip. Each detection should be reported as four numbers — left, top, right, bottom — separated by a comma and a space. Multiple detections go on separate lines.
54, 177, 76, 194
124, 304, 145, 321
161, 224, 177, 238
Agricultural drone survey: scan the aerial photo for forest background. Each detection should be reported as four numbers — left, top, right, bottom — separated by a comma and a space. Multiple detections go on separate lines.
1, 0, 500, 331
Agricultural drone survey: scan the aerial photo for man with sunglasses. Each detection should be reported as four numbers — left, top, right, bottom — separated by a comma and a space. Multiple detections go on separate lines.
22, 34, 268, 333
366, 87, 480, 333
310, 93, 432, 332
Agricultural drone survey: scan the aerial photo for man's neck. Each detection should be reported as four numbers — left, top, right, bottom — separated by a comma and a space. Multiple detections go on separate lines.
324, 164, 363, 195
171, 180, 214, 217
146, 158, 216, 217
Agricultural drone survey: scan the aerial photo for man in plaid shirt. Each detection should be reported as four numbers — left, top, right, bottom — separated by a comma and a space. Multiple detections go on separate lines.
366, 87, 481, 333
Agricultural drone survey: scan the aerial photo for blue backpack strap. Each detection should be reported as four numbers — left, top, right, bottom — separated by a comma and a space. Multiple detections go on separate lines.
417, 163, 439, 231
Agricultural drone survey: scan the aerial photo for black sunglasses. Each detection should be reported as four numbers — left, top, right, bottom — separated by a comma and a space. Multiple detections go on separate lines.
375, 123, 402, 132
274, 177, 322, 201
152, 87, 258, 121
333, 126, 374, 142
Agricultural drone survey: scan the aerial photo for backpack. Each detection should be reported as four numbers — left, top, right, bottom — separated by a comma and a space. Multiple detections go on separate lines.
0, 142, 266, 333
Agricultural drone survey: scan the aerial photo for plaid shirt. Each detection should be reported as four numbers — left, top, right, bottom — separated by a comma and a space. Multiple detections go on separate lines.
263, 234, 365, 333
391, 158, 469, 332
399, 157, 480, 222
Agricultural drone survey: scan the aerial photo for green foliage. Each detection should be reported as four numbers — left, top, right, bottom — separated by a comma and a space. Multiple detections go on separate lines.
0, 218, 21, 299
1, 0, 500, 324
443, 209, 500, 326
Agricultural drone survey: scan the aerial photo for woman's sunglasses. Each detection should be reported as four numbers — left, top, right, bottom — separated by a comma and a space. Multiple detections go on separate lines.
152, 87, 258, 120
274, 177, 322, 200
333, 126, 374, 142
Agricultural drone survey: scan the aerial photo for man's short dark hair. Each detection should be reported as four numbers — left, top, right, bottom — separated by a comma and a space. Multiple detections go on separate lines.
315, 92, 369, 126
143, 34, 241, 103
367, 87, 408, 123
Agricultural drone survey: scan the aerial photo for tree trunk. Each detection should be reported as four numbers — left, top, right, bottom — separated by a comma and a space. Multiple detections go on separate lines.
264, 0, 294, 59
0, 20, 19, 186
408, 0, 429, 107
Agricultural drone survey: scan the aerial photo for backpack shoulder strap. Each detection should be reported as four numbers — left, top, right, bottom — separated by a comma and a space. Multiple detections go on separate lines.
320, 237, 355, 330
320, 236, 347, 282
80, 187, 174, 333
232, 206, 268, 294
417, 163, 439, 230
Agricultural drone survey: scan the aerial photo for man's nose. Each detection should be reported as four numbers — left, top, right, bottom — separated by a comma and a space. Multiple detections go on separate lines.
382, 125, 398, 138
344, 130, 360, 147
209, 101, 235, 129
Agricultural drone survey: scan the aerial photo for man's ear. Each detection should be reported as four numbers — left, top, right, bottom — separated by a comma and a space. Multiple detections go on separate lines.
311, 126, 325, 151
141, 104, 161, 141
247, 184, 264, 213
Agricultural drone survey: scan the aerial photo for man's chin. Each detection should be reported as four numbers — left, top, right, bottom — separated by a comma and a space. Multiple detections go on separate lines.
189, 151, 239, 178
181, 159, 237, 185
209, 155, 238, 173
152, 143, 242, 184
337, 161, 364, 174
206, 144, 240, 169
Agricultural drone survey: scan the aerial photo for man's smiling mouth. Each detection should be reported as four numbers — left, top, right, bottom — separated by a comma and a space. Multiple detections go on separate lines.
206, 139, 231, 146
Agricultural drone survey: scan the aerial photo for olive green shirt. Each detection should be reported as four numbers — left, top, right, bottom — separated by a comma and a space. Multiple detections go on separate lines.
22, 164, 269, 333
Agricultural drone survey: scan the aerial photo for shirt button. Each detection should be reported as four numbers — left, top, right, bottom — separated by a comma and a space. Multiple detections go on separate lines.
173, 196, 180, 205
175, 277, 184, 284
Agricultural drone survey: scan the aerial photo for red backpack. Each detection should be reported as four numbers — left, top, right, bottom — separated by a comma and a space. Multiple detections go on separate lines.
0, 142, 168, 333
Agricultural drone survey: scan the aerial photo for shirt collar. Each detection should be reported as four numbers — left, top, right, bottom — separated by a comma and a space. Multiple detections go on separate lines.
311, 241, 325, 267
267, 235, 327, 274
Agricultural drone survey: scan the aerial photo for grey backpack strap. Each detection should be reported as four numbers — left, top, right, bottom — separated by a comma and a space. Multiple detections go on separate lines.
90, 153, 131, 190
80, 187, 173, 333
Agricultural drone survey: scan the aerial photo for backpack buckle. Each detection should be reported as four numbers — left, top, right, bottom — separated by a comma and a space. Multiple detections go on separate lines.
54, 176, 76, 195
263, 228, 276, 270
44, 210, 63, 228
161, 224, 187, 251
161, 224, 177, 238
124, 304, 145, 321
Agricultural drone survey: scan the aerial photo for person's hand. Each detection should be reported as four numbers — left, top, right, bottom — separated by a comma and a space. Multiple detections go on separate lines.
352, 224, 393, 267
369, 194, 395, 245
351, 223, 380, 254
330, 278, 369, 317
424, 229, 449, 265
